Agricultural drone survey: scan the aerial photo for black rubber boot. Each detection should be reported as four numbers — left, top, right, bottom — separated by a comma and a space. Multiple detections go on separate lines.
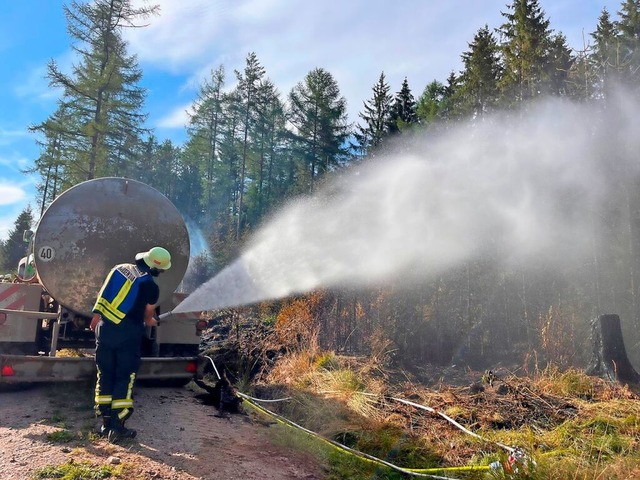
98, 416, 111, 437
107, 418, 137, 444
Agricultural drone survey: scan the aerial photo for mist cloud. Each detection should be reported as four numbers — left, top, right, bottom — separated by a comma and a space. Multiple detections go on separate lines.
175, 94, 638, 313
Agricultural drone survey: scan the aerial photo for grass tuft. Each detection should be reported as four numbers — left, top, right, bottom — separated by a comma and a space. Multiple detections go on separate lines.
32, 461, 121, 479
256, 351, 640, 480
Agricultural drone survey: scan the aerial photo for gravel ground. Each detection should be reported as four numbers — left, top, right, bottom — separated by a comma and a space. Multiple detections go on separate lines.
0, 382, 323, 480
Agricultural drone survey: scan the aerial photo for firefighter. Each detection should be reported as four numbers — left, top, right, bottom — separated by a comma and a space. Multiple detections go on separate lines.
89, 246, 172, 443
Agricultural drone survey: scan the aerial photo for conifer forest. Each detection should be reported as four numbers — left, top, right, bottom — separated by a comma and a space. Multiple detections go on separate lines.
5, 0, 640, 372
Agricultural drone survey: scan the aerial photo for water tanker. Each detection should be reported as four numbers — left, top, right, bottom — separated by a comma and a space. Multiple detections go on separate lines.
0, 178, 206, 383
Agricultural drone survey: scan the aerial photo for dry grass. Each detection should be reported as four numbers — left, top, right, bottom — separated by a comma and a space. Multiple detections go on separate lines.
257, 350, 640, 479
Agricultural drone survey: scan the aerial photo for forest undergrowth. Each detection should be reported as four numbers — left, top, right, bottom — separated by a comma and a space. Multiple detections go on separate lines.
201, 316, 640, 480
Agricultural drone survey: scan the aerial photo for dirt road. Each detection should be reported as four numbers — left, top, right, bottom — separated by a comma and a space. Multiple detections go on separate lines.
0, 382, 323, 480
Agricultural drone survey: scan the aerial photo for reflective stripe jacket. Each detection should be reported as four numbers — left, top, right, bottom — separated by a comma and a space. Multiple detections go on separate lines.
93, 264, 153, 324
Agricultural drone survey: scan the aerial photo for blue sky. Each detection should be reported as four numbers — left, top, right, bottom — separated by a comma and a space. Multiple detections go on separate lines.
0, 0, 621, 240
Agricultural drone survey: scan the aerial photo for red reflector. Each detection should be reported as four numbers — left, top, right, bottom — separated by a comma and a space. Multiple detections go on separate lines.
195, 320, 208, 331
1, 365, 15, 376
185, 361, 197, 373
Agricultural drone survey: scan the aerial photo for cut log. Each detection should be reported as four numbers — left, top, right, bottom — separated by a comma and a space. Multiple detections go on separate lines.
586, 314, 640, 385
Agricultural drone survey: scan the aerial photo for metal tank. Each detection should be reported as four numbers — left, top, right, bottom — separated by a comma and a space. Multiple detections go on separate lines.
33, 177, 190, 317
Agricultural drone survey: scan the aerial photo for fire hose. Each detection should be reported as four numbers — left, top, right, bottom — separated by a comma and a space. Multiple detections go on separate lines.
201, 356, 535, 478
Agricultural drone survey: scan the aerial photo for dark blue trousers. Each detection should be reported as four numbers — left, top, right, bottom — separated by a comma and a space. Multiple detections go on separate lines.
94, 321, 142, 423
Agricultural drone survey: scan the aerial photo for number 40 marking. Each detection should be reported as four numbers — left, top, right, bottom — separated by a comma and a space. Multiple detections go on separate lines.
38, 246, 56, 262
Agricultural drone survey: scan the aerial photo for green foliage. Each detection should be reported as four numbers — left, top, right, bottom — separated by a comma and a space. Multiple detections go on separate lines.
536, 367, 596, 398
288, 67, 352, 189
30, 0, 157, 196
47, 412, 67, 427
1, 206, 33, 271
387, 77, 418, 134
314, 352, 340, 371
33, 461, 120, 480
456, 25, 502, 118
259, 348, 640, 480
416, 80, 446, 124
497, 0, 556, 104
27, 0, 640, 374
46, 429, 76, 443
354, 72, 393, 157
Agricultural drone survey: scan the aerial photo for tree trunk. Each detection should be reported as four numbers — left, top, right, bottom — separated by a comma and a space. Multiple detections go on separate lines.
586, 314, 640, 385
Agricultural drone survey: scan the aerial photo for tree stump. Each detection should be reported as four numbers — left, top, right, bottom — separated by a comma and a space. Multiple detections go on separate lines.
586, 314, 640, 385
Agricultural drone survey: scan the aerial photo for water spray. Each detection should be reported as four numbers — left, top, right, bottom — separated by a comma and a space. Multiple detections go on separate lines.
171, 93, 640, 315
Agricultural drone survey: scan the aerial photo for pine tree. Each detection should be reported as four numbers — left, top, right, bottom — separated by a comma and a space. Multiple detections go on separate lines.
387, 77, 418, 134
288, 68, 351, 190
1, 207, 33, 271
354, 72, 392, 157
32, 0, 157, 188
457, 25, 502, 118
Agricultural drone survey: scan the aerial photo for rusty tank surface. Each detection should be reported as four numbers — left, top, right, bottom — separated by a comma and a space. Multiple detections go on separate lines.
32, 177, 190, 317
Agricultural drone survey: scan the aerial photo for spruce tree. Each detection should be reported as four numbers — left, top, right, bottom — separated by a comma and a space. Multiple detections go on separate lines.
546, 33, 574, 96
288, 68, 351, 190
616, 0, 640, 88
354, 72, 392, 157
457, 25, 502, 118
438, 71, 461, 122
174, 142, 204, 222
497, 0, 554, 104
590, 8, 620, 97
217, 89, 243, 231
1, 207, 33, 271
387, 77, 418, 134
136, 136, 179, 201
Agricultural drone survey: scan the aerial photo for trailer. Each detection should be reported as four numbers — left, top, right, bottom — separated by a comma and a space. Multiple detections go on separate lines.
0, 177, 207, 384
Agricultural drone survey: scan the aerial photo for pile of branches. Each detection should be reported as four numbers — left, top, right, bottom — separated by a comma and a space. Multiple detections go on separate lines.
198, 308, 289, 383
390, 374, 578, 435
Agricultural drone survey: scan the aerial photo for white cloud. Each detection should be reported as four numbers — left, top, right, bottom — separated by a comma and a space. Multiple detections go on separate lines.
125, 0, 507, 123
0, 198, 33, 242
128, 0, 619, 125
0, 214, 15, 242
0, 150, 33, 174
156, 102, 192, 129
0, 184, 26, 206
0, 174, 38, 240
126, 1, 231, 69
0, 127, 29, 146
0, 152, 31, 173
14, 50, 76, 103
14, 64, 60, 102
